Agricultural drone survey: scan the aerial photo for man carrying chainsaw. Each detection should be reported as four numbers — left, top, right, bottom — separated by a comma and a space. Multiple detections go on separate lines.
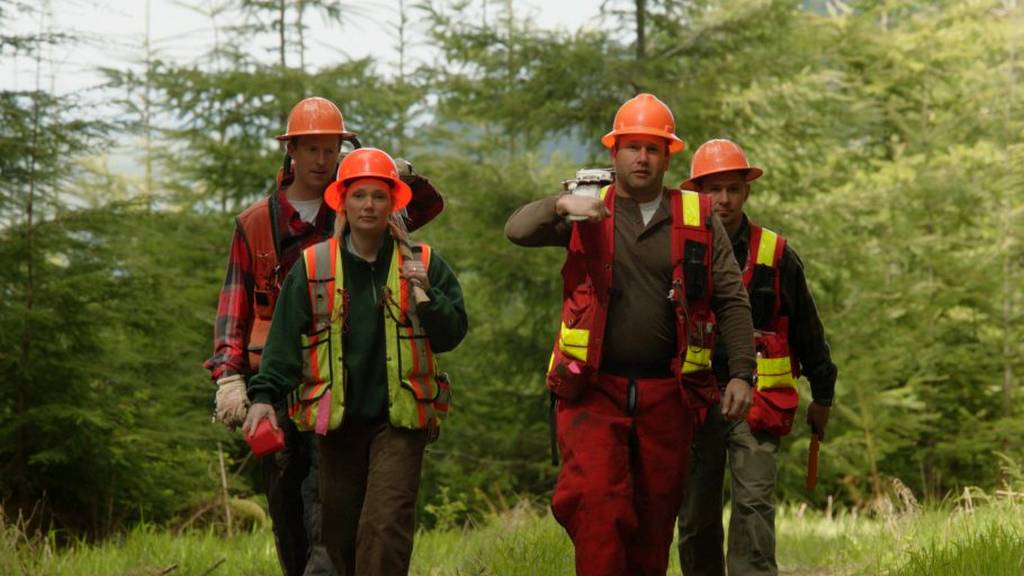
675, 139, 837, 576
505, 93, 757, 576
243, 146, 467, 575
206, 97, 443, 576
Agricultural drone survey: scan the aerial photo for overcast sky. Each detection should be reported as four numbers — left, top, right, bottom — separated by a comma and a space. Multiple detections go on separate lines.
3, 0, 608, 95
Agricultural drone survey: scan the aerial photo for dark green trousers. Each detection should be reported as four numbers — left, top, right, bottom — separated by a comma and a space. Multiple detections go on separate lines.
677, 406, 780, 576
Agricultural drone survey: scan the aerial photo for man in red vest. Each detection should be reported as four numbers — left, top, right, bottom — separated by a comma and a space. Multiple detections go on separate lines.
505, 94, 757, 576
206, 97, 440, 576
675, 139, 837, 576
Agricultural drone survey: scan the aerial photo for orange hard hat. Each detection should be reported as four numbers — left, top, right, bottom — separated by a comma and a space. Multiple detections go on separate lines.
601, 93, 685, 154
681, 139, 763, 191
276, 97, 355, 141
323, 148, 412, 213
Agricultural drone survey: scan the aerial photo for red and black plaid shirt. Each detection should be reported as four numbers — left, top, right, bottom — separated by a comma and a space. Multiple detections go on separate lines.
205, 190, 335, 380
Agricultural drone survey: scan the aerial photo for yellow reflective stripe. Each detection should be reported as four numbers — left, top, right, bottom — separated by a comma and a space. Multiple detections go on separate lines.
682, 191, 701, 227
560, 323, 589, 348
292, 240, 346, 432
599, 185, 610, 201
559, 322, 589, 362
385, 243, 401, 408
757, 228, 779, 266
756, 355, 797, 390
547, 351, 556, 373
385, 241, 443, 431
682, 345, 711, 373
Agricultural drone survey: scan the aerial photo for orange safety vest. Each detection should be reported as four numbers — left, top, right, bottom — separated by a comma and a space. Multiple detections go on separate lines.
743, 223, 800, 436
546, 186, 718, 403
236, 197, 282, 373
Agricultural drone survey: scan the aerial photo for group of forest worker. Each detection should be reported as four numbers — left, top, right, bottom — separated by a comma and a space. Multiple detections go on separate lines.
205, 92, 834, 576
507, 93, 836, 576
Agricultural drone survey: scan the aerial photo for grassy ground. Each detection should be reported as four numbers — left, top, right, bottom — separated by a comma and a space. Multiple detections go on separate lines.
4, 498, 1023, 575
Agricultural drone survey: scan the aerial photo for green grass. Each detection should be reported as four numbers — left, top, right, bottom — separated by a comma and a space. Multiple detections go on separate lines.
0, 522, 279, 576
5, 498, 1024, 575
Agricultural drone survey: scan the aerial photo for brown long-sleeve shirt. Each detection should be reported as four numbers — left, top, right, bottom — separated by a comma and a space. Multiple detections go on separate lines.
505, 191, 756, 377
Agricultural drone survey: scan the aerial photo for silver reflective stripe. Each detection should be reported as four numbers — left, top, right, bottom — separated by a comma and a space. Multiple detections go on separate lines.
311, 241, 333, 330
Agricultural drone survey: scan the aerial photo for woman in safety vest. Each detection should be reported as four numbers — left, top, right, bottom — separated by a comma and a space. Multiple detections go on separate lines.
243, 147, 468, 575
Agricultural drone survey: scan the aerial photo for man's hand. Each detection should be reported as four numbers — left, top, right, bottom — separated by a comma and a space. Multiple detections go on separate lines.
401, 258, 430, 291
720, 378, 753, 420
214, 373, 249, 430
555, 195, 610, 222
242, 402, 278, 437
807, 401, 831, 440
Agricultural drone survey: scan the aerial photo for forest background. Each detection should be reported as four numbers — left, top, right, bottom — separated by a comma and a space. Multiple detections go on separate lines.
1, 0, 1022, 545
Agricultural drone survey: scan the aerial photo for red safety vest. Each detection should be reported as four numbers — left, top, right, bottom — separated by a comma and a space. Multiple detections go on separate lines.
236, 197, 281, 373
743, 223, 800, 436
546, 186, 718, 405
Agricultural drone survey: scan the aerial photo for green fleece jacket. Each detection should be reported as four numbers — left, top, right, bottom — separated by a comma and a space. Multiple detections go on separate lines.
248, 232, 468, 422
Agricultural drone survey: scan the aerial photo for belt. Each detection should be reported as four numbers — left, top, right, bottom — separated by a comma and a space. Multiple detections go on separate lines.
599, 359, 673, 379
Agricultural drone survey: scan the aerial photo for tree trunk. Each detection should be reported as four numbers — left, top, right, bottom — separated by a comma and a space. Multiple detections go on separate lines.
297, 0, 306, 73
1001, 0, 1019, 421
15, 3, 48, 511
505, 0, 516, 155
397, 0, 408, 152
278, 0, 287, 69
854, 382, 883, 501
635, 0, 646, 61
144, 0, 153, 209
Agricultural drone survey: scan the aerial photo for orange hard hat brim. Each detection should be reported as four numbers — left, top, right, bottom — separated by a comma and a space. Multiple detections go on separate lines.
601, 128, 686, 154
680, 166, 764, 191
323, 177, 412, 213
276, 129, 357, 142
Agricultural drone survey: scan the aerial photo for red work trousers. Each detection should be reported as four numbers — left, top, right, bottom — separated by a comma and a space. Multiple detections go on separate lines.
551, 372, 695, 576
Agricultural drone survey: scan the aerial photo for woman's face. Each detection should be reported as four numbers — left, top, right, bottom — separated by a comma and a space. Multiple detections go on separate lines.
344, 179, 393, 236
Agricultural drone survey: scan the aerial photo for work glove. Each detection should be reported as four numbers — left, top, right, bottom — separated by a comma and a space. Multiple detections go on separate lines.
214, 373, 249, 430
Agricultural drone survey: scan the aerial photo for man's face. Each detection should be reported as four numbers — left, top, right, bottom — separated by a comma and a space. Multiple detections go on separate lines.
343, 179, 393, 236
699, 171, 750, 231
612, 135, 670, 193
288, 135, 341, 192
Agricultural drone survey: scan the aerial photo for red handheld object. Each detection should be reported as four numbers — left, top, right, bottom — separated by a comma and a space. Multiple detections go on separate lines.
246, 418, 285, 457
806, 433, 820, 491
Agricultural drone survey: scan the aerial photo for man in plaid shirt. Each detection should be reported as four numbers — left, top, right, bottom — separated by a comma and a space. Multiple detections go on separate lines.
207, 96, 348, 576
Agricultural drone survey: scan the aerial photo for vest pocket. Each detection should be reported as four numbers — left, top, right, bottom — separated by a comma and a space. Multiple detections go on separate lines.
394, 333, 440, 430
289, 327, 334, 432
299, 326, 333, 391
547, 280, 596, 400
747, 387, 799, 436
749, 322, 799, 436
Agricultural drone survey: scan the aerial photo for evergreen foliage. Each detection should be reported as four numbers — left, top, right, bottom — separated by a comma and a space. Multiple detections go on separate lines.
1, 0, 1021, 540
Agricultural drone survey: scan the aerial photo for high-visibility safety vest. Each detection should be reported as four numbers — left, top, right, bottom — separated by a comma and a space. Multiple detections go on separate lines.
287, 237, 451, 436
236, 197, 283, 373
743, 223, 800, 437
546, 186, 717, 400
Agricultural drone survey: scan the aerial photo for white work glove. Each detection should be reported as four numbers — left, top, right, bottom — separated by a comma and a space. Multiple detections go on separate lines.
214, 373, 250, 430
